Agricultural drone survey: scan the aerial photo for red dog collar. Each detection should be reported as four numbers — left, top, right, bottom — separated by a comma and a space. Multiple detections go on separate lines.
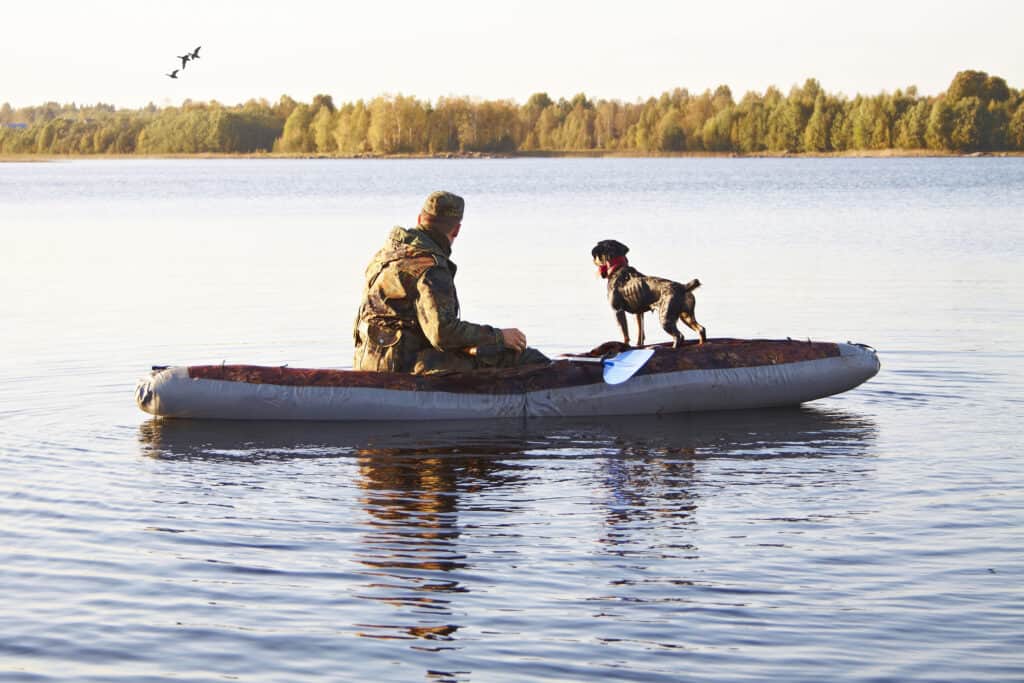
599, 256, 628, 278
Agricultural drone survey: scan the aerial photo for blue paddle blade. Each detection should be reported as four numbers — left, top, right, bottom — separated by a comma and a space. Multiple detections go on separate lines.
602, 348, 655, 384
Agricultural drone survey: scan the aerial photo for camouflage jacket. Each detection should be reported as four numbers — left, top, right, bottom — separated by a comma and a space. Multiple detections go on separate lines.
353, 226, 504, 373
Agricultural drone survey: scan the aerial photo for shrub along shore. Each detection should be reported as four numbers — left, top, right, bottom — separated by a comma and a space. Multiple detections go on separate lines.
3, 70, 1022, 157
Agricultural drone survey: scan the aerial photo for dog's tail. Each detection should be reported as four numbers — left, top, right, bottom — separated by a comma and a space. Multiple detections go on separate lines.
685, 278, 701, 291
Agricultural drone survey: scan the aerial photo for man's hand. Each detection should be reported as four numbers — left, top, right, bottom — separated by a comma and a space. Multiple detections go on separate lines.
499, 328, 528, 353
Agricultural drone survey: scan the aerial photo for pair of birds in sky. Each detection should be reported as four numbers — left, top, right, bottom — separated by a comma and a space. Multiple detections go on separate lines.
166, 46, 202, 79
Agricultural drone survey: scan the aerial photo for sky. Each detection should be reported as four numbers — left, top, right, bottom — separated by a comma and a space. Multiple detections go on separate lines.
2, 0, 1023, 109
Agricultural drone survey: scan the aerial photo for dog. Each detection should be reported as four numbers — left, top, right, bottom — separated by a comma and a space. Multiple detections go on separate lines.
591, 239, 706, 348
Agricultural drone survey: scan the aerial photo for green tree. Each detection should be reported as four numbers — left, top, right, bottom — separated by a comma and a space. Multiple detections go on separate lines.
559, 95, 595, 149
765, 98, 800, 152
711, 84, 734, 113
534, 104, 565, 150
950, 96, 986, 151
803, 93, 831, 152
367, 96, 400, 154
895, 100, 930, 149
683, 90, 713, 150
982, 76, 1011, 103
594, 100, 624, 150
272, 95, 299, 121
735, 92, 768, 153
311, 105, 337, 153
984, 100, 1010, 150
656, 110, 686, 151
520, 92, 552, 149
946, 70, 989, 103
311, 94, 335, 113
702, 109, 733, 151
829, 106, 852, 151
926, 99, 954, 150
276, 104, 314, 153
334, 101, 371, 154
1008, 102, 1024, 150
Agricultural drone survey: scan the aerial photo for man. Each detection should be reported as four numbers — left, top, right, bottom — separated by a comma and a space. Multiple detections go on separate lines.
353, 191, 549, 373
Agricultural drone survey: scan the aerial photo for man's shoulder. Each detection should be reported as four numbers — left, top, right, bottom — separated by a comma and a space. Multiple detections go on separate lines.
387, 227, 447, 257
373, 227, 448, 277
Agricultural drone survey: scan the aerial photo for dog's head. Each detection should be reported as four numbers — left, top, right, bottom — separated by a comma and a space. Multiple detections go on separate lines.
591, 239, 629, 278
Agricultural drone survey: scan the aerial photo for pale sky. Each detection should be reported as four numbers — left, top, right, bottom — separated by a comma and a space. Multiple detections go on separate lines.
2, 0, 1022, 109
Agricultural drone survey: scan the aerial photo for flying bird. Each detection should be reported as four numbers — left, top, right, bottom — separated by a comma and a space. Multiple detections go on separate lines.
166, 69, 179, 79
176, 54, 191, 69
189, 46, 201, 60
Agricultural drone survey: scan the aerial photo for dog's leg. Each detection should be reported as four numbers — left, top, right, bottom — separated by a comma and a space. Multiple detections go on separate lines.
615, 310, 630, 345
659, 304, 684, 349
635, 313, 645, 347
679, 291, 706, 344
681, 313, 706, 344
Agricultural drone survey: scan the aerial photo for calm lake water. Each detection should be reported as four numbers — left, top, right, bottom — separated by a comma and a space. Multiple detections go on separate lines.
1, 158, 1023, 682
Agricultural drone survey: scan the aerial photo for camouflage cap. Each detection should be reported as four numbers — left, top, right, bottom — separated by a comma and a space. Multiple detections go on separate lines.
421, 191, 465, 223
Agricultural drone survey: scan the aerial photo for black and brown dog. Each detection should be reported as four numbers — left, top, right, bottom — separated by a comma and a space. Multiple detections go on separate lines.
591, 239, 706, 348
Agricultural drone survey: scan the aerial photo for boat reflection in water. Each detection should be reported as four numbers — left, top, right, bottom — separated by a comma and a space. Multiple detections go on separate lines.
138, 407, 876, 463
138, 408, 877, 651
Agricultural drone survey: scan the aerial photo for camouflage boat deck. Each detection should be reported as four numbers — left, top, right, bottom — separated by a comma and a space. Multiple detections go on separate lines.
187, 338, 841, 395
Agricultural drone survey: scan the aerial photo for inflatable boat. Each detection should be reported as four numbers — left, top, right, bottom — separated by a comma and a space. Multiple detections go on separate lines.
135, 338, 879, 421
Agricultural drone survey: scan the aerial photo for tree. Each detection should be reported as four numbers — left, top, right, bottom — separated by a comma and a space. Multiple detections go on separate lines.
594, 100, 622, 149
311, 94, 336, 113
276, 104, 314, 153
711, 85, 734, 113
429, 97, 468, 152
803, 93, 831, 152
702, 109, 733, 151
311, 105, 337, 153
273, 95, 299, 121
984, 100, 1010, 150
559, 98, 595, 149
683, 91, 714, 149
367, 96, 399, 154
533, 104, 565, 150
894, 99, 929, 148
765, 97, 800, 152
734, 92, 767, 153
829, 107, 852, 151
1009, 102, 1024, 150
926, 99, 954, 150
946, 70, 989, 103
334, 101, 371, 154
655, 110, 685, 151
982, 76, 1011, 103
950, 96, 986, 151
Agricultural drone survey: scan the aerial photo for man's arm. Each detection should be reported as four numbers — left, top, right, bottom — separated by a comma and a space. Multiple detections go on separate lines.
415, 267, 504, 352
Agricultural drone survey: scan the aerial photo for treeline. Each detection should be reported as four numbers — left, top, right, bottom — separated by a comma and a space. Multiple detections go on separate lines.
3, 70, 1024, 156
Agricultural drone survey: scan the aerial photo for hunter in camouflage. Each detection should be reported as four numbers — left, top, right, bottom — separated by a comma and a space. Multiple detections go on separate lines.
353, 191, 549, 374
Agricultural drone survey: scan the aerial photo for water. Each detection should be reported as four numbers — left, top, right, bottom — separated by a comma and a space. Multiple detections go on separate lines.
1, 158, 1023, 682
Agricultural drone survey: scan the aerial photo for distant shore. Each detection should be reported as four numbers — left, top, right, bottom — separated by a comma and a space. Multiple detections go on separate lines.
3, 149, 1021, 162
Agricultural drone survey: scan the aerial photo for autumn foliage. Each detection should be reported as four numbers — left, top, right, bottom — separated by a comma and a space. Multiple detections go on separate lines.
3, 71, 1022, 155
